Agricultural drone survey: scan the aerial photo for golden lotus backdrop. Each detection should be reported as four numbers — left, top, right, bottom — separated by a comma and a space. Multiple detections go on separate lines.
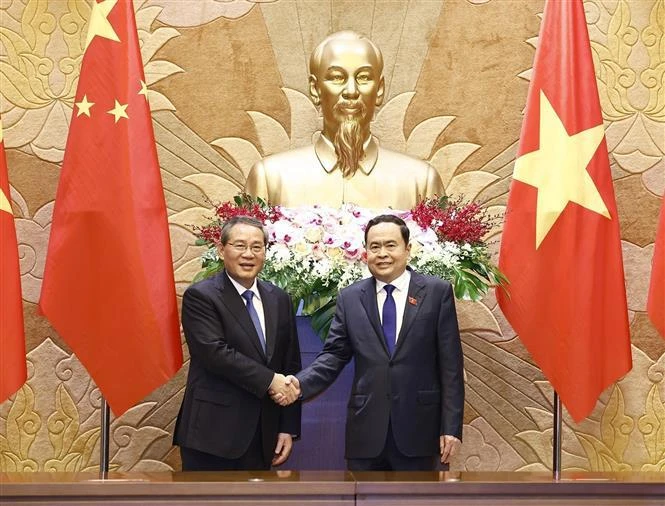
1, 0, 664, 472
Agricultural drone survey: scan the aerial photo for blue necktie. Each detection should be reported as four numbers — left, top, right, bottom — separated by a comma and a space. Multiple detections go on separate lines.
242, 290, 266, 353
382, 284, 396, 355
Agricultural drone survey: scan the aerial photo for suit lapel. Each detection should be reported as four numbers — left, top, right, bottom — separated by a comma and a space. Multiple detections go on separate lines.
360, 278, 390, 355
258, 280, 277, 364
395, 271, 427, 356
216, 272, 266, 360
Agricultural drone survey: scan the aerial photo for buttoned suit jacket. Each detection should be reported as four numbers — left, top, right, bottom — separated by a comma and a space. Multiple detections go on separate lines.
174, 271, 301, 463
297, 270, 464, 459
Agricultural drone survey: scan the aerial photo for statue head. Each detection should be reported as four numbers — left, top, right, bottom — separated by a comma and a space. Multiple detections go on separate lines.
309, 31, 385, 177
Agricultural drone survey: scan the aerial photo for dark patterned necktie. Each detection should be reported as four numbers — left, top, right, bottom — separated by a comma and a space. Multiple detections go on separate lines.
242, 290, 266, 352
382, 284, 396, 355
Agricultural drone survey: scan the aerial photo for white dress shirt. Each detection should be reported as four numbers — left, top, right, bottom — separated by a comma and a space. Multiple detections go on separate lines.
227, 275, 266, 338
375, 269, 411, 343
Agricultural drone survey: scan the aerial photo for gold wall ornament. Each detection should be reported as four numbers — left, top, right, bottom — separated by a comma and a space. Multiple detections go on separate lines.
0, 386, 40, 472
45, 384, 100, 472
588, 0, 664, 197
504, 346, 665, 472
638, 384, 665, 469
0, 338, 181, 472
143, 0, 263, 27
0, 0, 182, 162
1, 0, 663, 474
641, 0, 665, 119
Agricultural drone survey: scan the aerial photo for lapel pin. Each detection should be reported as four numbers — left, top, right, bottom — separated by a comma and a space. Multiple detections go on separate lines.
408, 296, 418, 306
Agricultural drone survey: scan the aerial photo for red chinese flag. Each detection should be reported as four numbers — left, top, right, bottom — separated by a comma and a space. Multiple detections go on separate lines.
647, 199, 665, 337
39, 0, 182, 415
496, 0, 631, 422
0, 124, 27, 403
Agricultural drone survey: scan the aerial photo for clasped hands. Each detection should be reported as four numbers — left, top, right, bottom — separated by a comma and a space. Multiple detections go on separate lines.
268, 373, 300, 406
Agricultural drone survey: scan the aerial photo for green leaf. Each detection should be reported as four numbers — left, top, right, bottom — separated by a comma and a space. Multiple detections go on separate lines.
310, 299, 337, 341
302, 293, 334, 314
192, 263, 222, 283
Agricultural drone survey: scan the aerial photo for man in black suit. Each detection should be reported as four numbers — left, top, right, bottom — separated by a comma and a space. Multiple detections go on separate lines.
174, 216, 301, 470
273, 214, 464, 471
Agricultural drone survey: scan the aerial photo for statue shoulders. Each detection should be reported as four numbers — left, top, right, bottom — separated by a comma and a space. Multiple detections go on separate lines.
254, 145, 318, 175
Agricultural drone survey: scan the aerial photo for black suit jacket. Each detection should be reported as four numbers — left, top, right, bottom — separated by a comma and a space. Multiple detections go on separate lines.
174, 271, 301, 463
297, 270, 464, 459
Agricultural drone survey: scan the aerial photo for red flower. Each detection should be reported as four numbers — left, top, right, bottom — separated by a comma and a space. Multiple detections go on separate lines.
194, 193, 281, 246
411, 196, 492, 245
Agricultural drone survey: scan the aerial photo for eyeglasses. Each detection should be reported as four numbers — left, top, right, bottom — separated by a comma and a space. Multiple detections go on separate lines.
227, 242, 265, 254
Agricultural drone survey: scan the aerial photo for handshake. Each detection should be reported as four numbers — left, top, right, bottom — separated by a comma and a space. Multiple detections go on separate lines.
268, 373, 301, 406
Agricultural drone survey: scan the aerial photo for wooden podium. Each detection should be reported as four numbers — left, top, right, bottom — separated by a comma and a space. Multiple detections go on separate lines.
2, 471, 663, 505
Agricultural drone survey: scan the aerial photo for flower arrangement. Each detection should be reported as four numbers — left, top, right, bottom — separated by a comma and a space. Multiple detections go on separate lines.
194, 193, 506, 338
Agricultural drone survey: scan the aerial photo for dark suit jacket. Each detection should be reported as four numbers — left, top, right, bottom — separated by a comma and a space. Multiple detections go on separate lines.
174, 271, 301, 464
297, 270, 464, 459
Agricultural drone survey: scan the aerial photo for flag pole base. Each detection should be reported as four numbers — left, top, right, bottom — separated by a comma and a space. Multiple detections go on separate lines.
552, 391, 562, 480
99, 396, 111, 478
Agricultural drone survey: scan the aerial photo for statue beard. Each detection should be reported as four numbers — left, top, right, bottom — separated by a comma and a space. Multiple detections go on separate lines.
332, 101, 367, 178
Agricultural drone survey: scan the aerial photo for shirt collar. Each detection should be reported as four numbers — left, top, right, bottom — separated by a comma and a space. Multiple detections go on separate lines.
314, 131, 379, 175
226, 273, 261, 302
375, 269, 411, 295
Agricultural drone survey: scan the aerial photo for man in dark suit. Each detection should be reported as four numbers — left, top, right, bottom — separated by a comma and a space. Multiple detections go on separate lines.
273, 214, 464, 471
174, 216, 301, 471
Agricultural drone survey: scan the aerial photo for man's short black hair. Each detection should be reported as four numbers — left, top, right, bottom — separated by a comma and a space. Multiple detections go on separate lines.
220, 216, 268, 245
364, 214, 410, 245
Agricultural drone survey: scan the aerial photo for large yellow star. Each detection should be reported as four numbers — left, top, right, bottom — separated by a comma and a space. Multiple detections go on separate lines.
75, 95, 94, 117
85, 0, 120, 51
514, 91, 610, 249
107, 100, 128, 123
0, 187, 11, 214
0, 188, 11, 214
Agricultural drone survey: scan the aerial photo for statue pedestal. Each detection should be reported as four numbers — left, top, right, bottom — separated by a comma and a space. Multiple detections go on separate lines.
285, 317, 353, 470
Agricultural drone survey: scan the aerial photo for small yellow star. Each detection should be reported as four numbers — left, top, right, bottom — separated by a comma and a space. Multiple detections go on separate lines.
138, 80, 149, 100
513, 90, 610, 249
107, 100, 129, 123
85, 0, 120, 51
75, 95, 95, 117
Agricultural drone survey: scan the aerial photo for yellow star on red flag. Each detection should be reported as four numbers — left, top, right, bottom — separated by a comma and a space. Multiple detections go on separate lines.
513, 91, 610, 248
0, 126, 10, 214
139, 80, 149, 100
497, 0, 631, 423
107, 100, 129, 123
0, 187, 11, 214
75, 95, 95, 117
39, 0, 182, 416
85, 0, 120, 50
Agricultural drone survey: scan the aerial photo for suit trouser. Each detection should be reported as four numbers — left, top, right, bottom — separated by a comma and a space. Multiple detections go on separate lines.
347, 420, 437, 471
180, 423, 269, 471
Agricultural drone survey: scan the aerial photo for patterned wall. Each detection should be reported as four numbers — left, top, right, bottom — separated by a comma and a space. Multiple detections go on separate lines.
1, 0, 663, 472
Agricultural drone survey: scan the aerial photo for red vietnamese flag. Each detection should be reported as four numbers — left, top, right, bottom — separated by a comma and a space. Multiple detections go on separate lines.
496, 0, 631, 422
39, 0, 182, 415
0, 121, 27, 403
647, 199, 665, 337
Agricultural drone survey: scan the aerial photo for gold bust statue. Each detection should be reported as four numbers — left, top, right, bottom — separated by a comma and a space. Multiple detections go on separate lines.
245, 31, 444, 209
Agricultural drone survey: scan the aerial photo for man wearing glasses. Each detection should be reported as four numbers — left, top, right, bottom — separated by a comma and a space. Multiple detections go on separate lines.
174, 216, 301, 470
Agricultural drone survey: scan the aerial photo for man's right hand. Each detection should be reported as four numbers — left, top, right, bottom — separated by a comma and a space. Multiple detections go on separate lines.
268, 374, 300, 406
